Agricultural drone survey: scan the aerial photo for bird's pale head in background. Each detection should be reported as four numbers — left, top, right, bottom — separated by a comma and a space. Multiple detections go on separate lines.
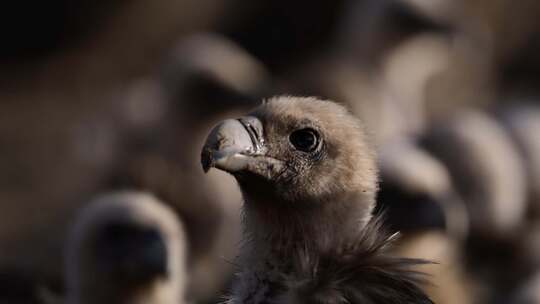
65, 192, 186, 304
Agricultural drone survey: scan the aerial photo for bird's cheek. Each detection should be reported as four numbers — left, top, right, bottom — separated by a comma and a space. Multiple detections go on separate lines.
244, 156, 287, 181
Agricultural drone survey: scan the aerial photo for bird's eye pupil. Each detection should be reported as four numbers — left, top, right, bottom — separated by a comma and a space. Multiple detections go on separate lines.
289, 129, 319, 152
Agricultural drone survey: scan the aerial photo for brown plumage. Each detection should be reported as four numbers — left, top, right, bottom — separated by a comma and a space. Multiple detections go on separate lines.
201, 96, 433, 304
282, 216, 433, 304
65, 191, 187, 304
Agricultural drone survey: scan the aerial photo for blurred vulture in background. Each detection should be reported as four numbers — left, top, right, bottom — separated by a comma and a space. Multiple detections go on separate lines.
0, 3, 234, 301
65, 192, 187, 304
333, 0, 540, 119
279, 0, 453, 146
377, 140, 468, 239
497, 103, 540, 219
110, 33, 271, 301
421, 109, 529, 303
494, 104, 540, 303
421, 109, 527, 237
376, 140, 471, 304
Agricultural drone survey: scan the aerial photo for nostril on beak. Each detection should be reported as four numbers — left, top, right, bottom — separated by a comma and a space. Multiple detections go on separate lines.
237, 116, 264, 151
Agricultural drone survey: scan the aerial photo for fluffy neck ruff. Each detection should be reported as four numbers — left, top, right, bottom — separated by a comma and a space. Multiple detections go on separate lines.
232, 195, 433, 304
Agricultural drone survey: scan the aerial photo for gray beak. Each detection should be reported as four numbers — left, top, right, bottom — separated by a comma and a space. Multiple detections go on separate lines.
201, 116, 266, 173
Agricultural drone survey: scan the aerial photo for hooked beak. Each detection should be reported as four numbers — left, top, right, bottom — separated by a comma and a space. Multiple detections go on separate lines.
201, 116, 285, 178
201, 116, 265, 173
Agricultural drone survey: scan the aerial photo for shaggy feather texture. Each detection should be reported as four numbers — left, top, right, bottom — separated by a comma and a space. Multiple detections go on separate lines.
229, 215, 433, 304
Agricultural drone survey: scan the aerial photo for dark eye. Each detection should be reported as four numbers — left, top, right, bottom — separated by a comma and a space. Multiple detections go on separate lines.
289, 128, 319, 152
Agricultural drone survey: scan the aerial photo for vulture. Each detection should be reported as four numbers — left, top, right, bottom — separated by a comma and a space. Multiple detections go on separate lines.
376, 140, 471, 304
421, 109, 527, 236
377, 139, 468, 239
64, 192, 187, 304
201, 96, 433, 303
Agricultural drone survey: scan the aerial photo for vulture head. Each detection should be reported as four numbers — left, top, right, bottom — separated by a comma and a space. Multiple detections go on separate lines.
65, 192, 186, 304
202, 96, 432, 304
202, 96, 378, 238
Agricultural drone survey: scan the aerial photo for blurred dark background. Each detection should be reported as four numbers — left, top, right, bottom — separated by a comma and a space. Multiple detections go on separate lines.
1, 0, 540, 303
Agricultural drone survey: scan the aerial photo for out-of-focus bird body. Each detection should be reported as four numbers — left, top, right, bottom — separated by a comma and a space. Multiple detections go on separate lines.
422, 109, 527, 236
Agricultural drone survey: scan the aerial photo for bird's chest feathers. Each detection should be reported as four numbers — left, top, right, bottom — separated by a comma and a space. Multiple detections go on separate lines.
233, 257, 290, 304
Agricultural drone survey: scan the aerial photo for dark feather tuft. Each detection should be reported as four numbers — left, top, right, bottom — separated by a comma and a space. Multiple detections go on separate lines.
285, 215, 435, 304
